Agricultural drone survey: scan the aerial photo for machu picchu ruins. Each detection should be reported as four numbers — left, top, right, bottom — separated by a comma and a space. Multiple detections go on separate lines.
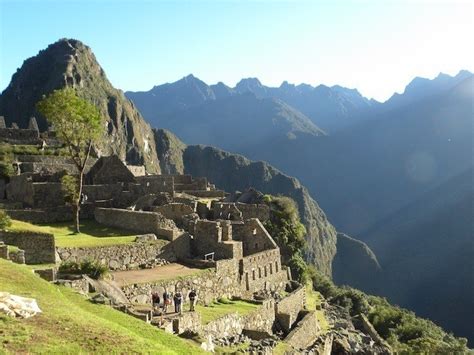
0, 123, 337, 353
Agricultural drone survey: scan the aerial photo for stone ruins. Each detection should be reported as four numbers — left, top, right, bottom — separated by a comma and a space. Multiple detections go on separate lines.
0, 125, 390, 353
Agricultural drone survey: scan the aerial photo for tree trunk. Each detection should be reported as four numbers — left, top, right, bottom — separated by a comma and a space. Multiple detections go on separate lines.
74, 170, 84, 234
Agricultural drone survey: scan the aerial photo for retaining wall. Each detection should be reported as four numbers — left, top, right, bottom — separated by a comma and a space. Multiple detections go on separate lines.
57, 240, 176, 271
0, 230, 56, 264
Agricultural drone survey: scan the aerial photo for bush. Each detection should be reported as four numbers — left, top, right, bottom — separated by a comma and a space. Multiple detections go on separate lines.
59, 259, 108, 279
0, 209, 11, 230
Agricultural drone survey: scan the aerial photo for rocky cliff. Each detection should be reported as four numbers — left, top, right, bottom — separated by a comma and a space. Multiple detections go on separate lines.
0, 39, 160, 172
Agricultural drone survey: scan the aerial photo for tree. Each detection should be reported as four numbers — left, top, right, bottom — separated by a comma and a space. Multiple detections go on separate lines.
37, 88, 103, 233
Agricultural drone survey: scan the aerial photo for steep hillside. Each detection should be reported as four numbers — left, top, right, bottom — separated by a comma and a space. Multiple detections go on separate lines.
363, 168, 474, 343
182, 145, 337, 276
332, 233, 381, 294
0, 259, 202, 353
0, 39, 160, 172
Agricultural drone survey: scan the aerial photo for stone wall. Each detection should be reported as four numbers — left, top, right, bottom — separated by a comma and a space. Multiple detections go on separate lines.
0, 230, 56, 264
153, 203, 194, 225
232, 219, 278, 256
284, 311, 321, 349
57, 240, 176, 271
192, 220, 243, 260
82, 184, 122, 202
183, 190, 226, 198
202, 313, 244, 338
122, 261, 243, 306
0, 127, 40, 144
241, 249, 288, 295
134, 176, 174, 194
94, 208, 178, 240
212, 202, 243, 220
236, 203, 270, 221
243, 299, 275, 335
275, 285, 306, 332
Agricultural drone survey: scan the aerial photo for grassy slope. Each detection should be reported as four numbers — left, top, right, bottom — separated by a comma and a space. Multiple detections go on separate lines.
0, 259, 204, 354
196, 299, 259, 325
7, 220, 138, 248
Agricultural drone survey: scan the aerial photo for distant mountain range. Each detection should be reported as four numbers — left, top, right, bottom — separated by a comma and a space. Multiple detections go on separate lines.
126, 74, 379, 133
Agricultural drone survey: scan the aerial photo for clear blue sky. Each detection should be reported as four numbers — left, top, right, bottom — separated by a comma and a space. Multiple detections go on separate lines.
0, 0, 472, 101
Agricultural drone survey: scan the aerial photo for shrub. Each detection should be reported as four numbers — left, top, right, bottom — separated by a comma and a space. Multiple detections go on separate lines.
0, 209, 11, 230
59, 259, 108, 279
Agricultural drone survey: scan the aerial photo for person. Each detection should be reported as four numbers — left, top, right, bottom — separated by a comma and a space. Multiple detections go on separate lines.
151, 291, 161, 316
188, 289, 197, 311
162, 289, 170, 313
174, 291, 183, 314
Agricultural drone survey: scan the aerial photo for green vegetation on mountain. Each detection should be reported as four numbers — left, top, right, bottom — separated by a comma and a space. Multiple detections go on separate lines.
0, 259, 204, 354
310, 270, 469, 354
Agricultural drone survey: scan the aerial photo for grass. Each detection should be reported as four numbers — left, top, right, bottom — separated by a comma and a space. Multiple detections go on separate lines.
305, 284, 329, 331
0, 259, 205, 354
196, 298, 260, 325
6, 245, 19, 253
7, 219, 139, 248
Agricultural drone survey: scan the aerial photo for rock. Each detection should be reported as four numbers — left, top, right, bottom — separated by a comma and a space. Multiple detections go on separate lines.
91, 293, 111, 305
109, 259, 120, 269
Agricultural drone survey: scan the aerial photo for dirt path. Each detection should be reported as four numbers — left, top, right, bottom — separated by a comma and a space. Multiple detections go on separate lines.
111, 263, 203, 286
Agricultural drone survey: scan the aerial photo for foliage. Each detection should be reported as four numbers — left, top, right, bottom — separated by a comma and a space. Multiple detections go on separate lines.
0, 209, 11, 230
309, 269, 468, 353
36, 87, 103, 168
0, 259, 204, 353
37, 87, 104, 233
59, 259, 108, 279
61, 174, 79, 204
263, 195, 307, 282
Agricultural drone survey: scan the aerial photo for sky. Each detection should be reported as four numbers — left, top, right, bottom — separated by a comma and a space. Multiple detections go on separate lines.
0, 0, 472, 102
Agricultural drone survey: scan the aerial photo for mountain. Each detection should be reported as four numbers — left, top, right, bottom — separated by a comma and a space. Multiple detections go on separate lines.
0, 39, 160, 172
127, 76, 377, 134
155, 93, 325, 152
234, 78, 377, 132
126, 74, 219, 122
382, 70, 472, 111
364, 167, 474, 343
242, 74, 474, 236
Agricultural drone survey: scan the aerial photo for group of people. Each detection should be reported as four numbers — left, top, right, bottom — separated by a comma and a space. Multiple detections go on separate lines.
151, 289, 198, 315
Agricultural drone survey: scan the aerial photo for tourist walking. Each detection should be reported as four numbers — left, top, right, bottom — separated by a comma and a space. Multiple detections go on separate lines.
174, 291, 183, 314
162, 289, 170, 313
188, 289, 197, 311
151, 291, 161, 316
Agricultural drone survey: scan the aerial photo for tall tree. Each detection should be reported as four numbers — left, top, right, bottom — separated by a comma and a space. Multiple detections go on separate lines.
37, 88, 103, 233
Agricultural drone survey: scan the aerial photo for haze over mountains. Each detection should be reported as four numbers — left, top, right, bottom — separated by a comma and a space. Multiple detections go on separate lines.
126, 69, 473, 342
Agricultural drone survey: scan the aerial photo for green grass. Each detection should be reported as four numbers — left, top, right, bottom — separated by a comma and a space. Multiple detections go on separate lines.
196, 298, 260, 325
7, 219, 139, 248
6, 245, 19, 253
0, 259, 205, 354
305, 284, 329, 331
